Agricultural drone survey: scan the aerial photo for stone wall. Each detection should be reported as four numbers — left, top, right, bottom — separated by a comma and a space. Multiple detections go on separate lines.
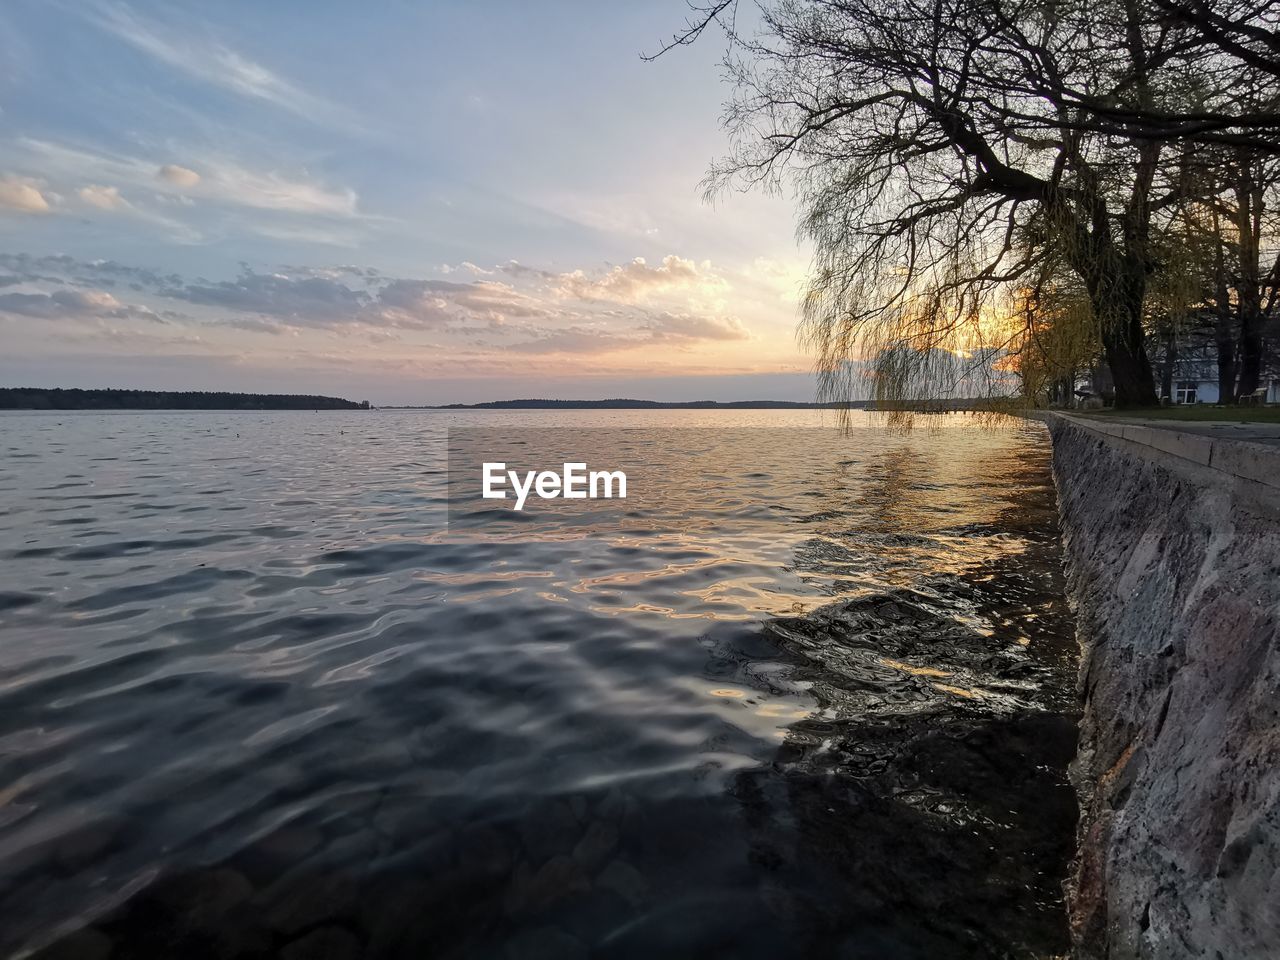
1047, 415, 1280, 959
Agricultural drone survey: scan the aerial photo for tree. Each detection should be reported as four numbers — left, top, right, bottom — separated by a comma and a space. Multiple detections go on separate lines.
1007, 255, 1103, 405
1149, 106, 1280, 402
655, 0, 1280, 406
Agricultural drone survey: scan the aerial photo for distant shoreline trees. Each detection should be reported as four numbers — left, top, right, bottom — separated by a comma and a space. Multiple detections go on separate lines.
656, 0, 1280, 407
0, 388, 370, 410
435, 398, 870, 409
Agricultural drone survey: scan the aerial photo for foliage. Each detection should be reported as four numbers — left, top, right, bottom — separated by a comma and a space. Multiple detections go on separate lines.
658, 0, 1280, 408
0, 389, 368, 410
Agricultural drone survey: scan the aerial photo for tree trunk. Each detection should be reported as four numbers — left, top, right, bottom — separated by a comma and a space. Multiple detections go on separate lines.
1075, 138, 1160, 409
1162, 326, 1176, 402
1234, 152, 1265, 398
1068, 247, 1159, 407
1238, 316, 1264, 396
1103, 331, 1159, 406
1093, 276, 1160, 408
1217, 324, 1238, 403
1213, 217, 1238, 403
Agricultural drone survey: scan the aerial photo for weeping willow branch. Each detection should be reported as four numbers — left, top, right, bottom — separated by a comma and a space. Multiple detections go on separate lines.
675, 0, 1280, 408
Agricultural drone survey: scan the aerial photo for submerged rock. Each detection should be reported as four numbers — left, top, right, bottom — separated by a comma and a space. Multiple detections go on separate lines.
280, 926, 361, 960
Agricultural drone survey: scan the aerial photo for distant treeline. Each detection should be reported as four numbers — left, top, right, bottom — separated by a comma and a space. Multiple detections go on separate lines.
431, 398, 870, 409
0, 388, 370, 410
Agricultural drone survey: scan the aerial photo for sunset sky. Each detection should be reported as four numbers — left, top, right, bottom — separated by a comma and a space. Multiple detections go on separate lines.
0, 1, 816, 404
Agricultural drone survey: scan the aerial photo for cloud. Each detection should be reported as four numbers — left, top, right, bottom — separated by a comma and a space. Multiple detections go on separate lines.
552, 255, 727, 302
505, 327, 640, 355
280, 264, 381, 281
157, 164, 201, 188
496, 261, 554, 280
648, 311, 749, 341
441, 261, 495, 276
246, 221, 362, 247
78, 184, 130, 211
0, 287, 169, 323
213, 316, 298, 336
502, 311, 748, 356
368, 278, 455, 326
0, 177, 52, 214
208, 164, 358, 216
374, 278, 554, 328
168, 270, 369, 323
0, 289, 115, 318
71, 180, 199, 241
1, 253, 754, 357
85, 2, 338, 122
15, 138, 360, 218
0, 254, 182, 290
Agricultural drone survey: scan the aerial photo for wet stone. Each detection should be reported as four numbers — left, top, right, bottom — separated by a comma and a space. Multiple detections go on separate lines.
280, 925, 362, 960
592, 789, 636, 831
328, 739, 415, 785
571, 820, 618, 874
596, 859, 648, 907
54, 816, 129, 873
148, 867, 254, 924
232, 824, 324, 886
504, 855, 591, 917
319, 791, 385, 834
319, 827, 382, 880
456, 822, 512, 880
505, 925, 588, 960
31, 927, 113, 960
555, 887, 638, 947
258, 868, 360, 936
758, 881, 800, 923
361, 877, 439, 957
517, 801, 580, 861
97, 896, 272, 960
415, 768, 465, 797
371, 797, 444, 845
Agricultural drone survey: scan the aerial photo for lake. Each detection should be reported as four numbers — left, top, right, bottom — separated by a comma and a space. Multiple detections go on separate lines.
0, 409, 1077, 959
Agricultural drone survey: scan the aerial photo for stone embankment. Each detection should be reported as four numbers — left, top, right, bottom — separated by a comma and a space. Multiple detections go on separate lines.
1046, 413, 1280, 959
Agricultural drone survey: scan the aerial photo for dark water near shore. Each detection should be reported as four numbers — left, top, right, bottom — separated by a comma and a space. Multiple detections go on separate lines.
0, 410, 1077, 959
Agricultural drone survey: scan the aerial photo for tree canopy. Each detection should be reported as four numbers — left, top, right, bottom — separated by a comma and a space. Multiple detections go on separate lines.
658, 0, 1280, 407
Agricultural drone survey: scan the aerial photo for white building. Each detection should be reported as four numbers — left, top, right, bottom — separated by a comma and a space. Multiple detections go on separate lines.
1165, 344, 1280, 405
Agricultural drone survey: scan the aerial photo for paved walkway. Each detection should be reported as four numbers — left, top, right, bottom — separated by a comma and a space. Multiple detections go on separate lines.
1053, 413, 1280, 491
1080, 416, 1280, 447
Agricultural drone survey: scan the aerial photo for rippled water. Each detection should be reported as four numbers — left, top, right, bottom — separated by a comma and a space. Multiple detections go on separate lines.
0, 409, 1077, 959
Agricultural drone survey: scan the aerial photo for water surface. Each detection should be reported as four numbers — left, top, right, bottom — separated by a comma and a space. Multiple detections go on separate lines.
0, 409, 1077, 959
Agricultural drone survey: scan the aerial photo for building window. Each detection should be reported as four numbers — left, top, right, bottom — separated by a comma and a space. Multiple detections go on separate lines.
1175, 381, 1198, 404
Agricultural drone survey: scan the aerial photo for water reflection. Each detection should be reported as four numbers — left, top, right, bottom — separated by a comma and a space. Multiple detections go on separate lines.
0, 410, 1076, 959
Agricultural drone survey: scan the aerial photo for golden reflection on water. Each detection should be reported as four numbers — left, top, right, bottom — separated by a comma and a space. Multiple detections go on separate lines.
414, 569, 555, 584
706, 688, 816, 741
591, 602, 688, 618
363, 415, 1055, 740
565, 557, 727, 592
435, 418, 1054, 638
879, 657, 952, 679
932, 683, 987, 700
754, 703, 811, 720
443, 586, 524, 604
